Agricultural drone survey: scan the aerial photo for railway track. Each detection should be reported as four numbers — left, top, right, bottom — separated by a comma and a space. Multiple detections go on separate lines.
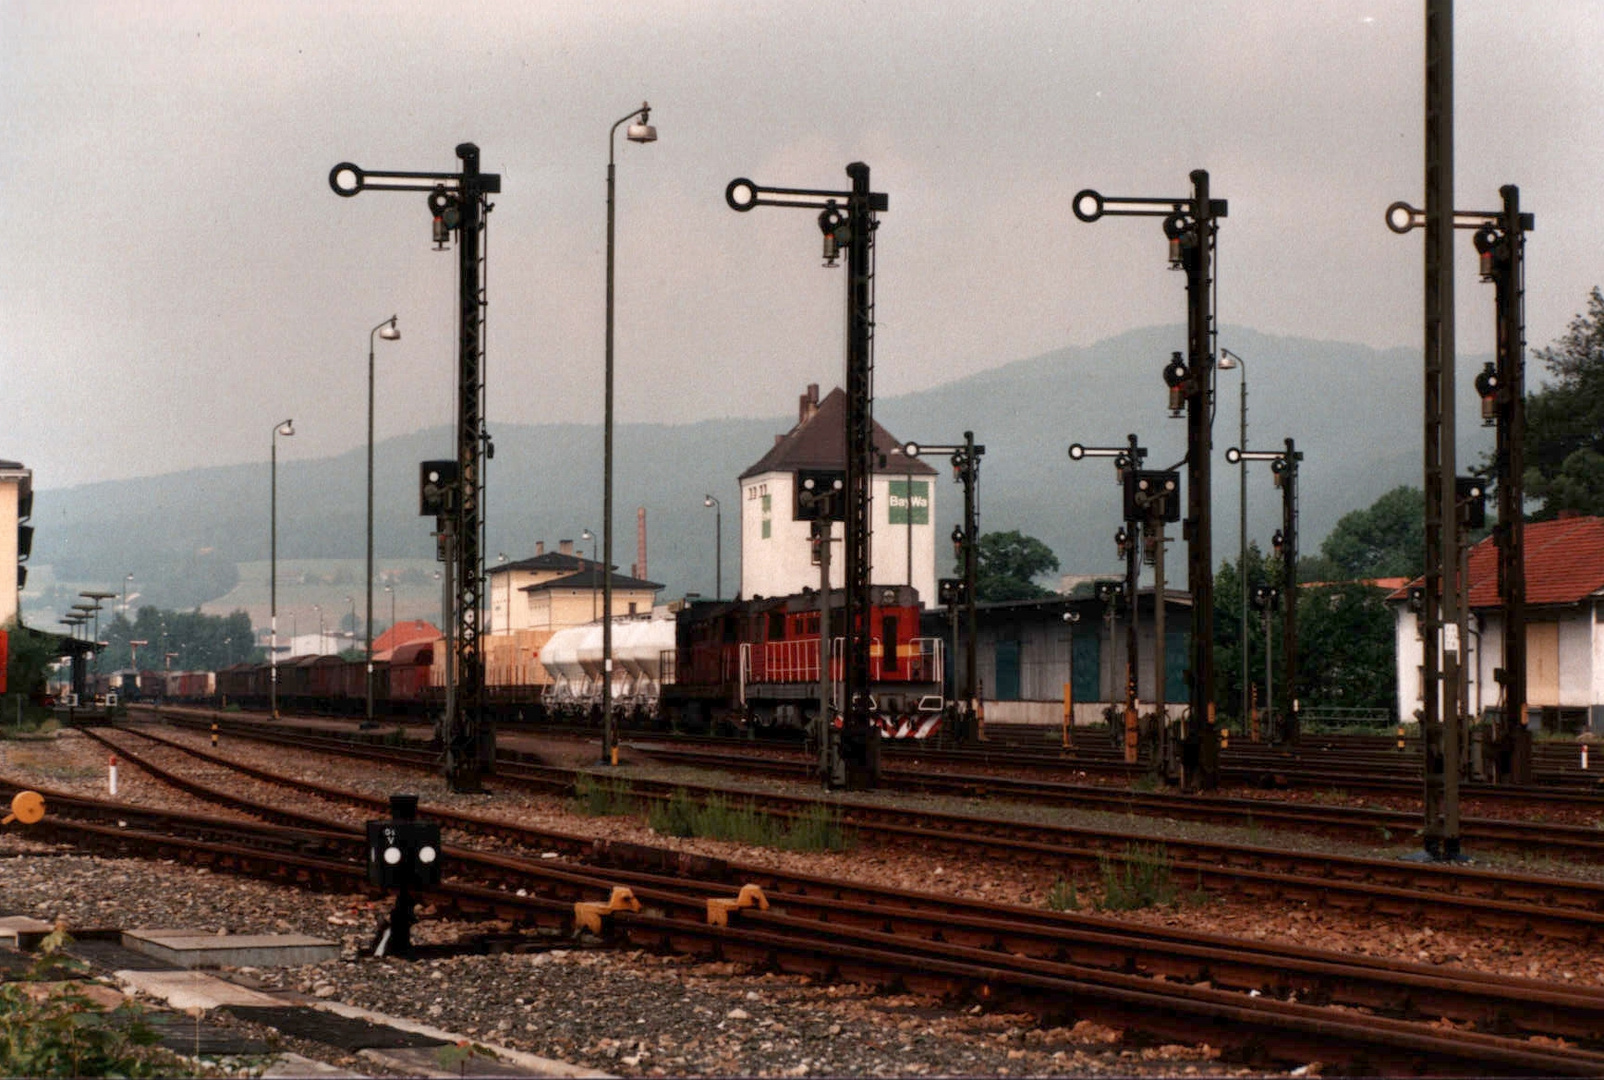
9, 739, 1604, 1074
624, 741, 1604, 862
91, 718, 1604, 941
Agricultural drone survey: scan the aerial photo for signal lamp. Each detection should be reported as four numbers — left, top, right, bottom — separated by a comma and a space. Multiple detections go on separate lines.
1472, 225, 1498, 282
1163, 212, 1188, 269
1475, 362, 1498, 425
1163, 351, 1188, 414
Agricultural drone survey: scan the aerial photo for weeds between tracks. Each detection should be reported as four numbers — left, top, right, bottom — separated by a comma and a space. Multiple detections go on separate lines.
572, 776, 852, 852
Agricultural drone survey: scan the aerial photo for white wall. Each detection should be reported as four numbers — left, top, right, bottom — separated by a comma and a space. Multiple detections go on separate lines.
739, 471, 936, 603
1395, 602, 1602, 719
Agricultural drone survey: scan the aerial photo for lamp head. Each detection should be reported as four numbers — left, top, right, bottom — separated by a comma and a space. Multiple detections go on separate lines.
379, 318, 400, 341
1217, 349, 1240, 371
704, 495, 715, 507
277, 419, 295, 437
626, 103, 657, 143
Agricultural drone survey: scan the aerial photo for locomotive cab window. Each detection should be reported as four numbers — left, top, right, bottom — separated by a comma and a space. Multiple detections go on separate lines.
767, 611, 786, 641
880, 615, 899, 672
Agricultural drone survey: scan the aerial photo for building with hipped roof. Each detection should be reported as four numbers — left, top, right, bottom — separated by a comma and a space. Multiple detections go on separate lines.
1390, 513, 1604, 733
484, 539, 662, 686
735, 383, 939, 604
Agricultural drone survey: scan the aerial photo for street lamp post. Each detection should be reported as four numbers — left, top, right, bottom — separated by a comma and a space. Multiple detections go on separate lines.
602, 100, 657, 768
703, 496, 722, 601
271, 419, 294, 718
581, 529, 597, 620
80, 592, 115, 674
384, 586, 395, 633
1218, 348, 1249, 729
366, 315, 400, 726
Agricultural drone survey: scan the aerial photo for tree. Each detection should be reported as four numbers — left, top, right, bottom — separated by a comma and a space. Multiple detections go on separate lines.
969, 530, 1060, 602
1318, 485, 1426, 580
1525, 286, 1604, 519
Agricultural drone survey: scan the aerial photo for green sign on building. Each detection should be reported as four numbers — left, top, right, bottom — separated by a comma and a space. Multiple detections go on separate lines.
888, 480, 930, 525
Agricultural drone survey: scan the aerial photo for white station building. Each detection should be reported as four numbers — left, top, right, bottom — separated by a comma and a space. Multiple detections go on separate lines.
734, 384, 939, 604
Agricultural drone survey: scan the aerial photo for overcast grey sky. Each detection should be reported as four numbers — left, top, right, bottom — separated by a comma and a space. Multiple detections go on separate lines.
5, 1, 1602, 490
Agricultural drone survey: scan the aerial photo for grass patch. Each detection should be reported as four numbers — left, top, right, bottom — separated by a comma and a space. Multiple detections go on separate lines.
1045, 877, 1080, 911
572, 774, 637, 816
0, 929, 188, 1078
647, 789, 851, 852
1096, 843, 1177, 911
1128, 772, 1160, 794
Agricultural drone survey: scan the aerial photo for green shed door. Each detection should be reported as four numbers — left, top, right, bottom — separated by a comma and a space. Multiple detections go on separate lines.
994, 640, 1021, 701
1165, 628, 1189, 703
1072, 631, 1100, 704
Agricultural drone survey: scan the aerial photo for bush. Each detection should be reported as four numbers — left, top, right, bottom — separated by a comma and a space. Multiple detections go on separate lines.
1096, 843, 1176, 911
0, 930, 180, 1078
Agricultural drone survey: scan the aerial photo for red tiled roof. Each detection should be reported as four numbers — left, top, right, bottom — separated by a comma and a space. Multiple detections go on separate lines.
739, 387, 938, 481
1388, 516, 1604, 608
371, 620, 442, 661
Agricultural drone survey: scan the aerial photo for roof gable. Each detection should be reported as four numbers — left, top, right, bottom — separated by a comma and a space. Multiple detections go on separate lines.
521, 567, 663, 594
738, 386, 937, 481
1389, 515, 1604, 607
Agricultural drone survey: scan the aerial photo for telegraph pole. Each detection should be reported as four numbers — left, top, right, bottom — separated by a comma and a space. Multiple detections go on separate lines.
1074, 174, 1227, 790
331, 146, 501, 793
727, 165, 889, 790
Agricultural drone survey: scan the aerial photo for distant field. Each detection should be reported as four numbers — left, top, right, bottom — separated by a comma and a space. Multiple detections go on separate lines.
212, 560, 448, 630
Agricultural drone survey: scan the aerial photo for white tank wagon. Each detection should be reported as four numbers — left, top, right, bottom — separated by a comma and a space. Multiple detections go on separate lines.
538, 615, 676, 715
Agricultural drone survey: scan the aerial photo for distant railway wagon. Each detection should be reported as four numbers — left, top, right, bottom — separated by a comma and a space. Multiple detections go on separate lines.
157, 583, 950, 739
657, 585, 946, 738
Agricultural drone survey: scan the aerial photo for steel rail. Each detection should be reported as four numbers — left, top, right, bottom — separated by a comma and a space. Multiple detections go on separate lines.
111, 718, 1604, 937
9, 773, 1604, 1072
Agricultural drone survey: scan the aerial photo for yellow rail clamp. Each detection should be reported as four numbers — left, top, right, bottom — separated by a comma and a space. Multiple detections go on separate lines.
706, 884, 769, 927
3, 791, 45, 827
573, 886, 640, 935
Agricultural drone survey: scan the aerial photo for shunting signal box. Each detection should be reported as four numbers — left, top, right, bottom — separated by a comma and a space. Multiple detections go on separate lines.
1123, 470, 1181, 523
366, 794, 441, 890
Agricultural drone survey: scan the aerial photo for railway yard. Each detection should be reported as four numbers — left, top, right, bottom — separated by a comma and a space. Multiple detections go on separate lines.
0, 710, 1600, 1076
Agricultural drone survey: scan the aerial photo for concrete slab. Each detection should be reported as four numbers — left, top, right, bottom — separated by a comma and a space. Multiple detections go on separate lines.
0, 915, 55, 942
258, 1051, 370, 1078
114, 968, 284, 1011
316, 1001, 612, 1078
124, 929, 339, 969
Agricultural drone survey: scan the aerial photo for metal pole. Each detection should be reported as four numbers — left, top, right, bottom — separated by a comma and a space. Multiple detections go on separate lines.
1237, 363, 1248, 726
962, 431, 979, 740
1280, 439, 1301, 744
603, 139, 617, 767
601, 104, 653, 766
817, 521, 834, 787
1184, 168, 1220, 792
366, 316, 397, 727
1423, 0, 1461, 858
1495, 184, 1531, 782
841, 161, 879, 789
1151, 518, 1168, 780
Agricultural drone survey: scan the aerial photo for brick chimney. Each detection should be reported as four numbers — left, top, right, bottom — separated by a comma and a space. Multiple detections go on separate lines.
559, 538, 574, 555
535, 541, 545, 556
799, 382, 821, 425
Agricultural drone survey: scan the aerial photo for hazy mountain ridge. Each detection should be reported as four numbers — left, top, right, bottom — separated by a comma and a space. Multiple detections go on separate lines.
23, 325, 1492, 623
